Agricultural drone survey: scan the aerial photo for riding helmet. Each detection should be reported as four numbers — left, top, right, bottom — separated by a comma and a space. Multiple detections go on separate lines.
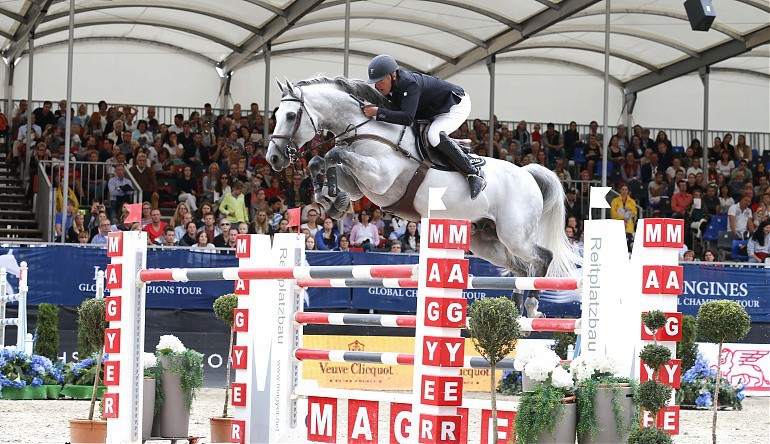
366, 55, 399, 84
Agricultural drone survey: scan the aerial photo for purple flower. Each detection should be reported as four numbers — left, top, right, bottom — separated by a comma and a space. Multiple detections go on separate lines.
695, 391, 712, 408
31, 377, 43, 387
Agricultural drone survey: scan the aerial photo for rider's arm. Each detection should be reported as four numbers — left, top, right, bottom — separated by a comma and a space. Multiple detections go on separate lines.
375, 80, 421, 126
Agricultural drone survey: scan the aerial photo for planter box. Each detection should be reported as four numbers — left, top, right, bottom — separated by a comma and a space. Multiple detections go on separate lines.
60, 385, 107, 400
537, 398, 577, 444
69, 419, 107, 443
143, 378, 156, 441
580, 384, 636, 444
1, 386, 35, 400
210, 416, 233, 443
152, 356, 191, 438
44, 385, 63, 399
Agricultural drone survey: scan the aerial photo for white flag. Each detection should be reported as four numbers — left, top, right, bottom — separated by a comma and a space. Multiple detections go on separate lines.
589, 186, 612, 209
428, 187, 447, 211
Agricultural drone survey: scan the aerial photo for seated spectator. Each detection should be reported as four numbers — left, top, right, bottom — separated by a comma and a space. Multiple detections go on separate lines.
143, 209, 167, 244
275, 218, 292, 233
334, 234, 351, 252
129, 153, 159, 209
171, 202, 191, 228
67, 212, 87, 244
728, 195, 755, 239
747, 221, 770, 263
610, 184, 638, 248
702, 249, 716, 262
174, 213, 194, 242
399, 221, 420, 253
155, 226, 178, 247
267, 197, 284, 229
349, 210, 380, 252
389, 240, 403, 253
566, 215, 582, 240
90, 219, 113, 244
179, 221, 199, 247
305, 234, 317, 251
730, 159, 752, 184
647, 171, 666, 211
176, 165, 199, 213
191, 231, 216, 253
584, 134, 602, 176
213, 219, 231, 247
301, 210, 320, 236
728, 170, 747, 200
285, 173, 311, 209
224, 227, 239, 249
685, 173, 703, 196
77, 230, 91, 244
716, 150, 734, 176
718, 184, 735, 214
683, 250, 696, 261
107, 164, 135, 221
702, 184, 720, 215
665, 158, 686, 183
202, 163, 220, 204
252, 210, 275, 236
620, 152, 643, 199
220, 180, 248, 224
315, 217, 339, 250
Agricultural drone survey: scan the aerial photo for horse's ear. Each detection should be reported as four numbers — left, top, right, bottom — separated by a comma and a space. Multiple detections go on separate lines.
285, 78, 299, 98
275, 78, 285, 94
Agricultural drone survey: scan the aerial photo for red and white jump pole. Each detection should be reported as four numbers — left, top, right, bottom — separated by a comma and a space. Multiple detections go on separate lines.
296, 275, 579, 291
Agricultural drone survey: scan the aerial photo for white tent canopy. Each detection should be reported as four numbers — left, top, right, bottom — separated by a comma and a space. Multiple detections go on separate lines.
1, 0, 768, 132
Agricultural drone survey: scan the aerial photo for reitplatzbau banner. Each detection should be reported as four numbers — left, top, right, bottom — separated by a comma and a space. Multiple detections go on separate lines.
0, 246, 767, 322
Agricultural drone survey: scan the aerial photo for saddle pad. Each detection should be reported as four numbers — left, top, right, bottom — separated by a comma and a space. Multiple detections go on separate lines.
413, 122, 486, 172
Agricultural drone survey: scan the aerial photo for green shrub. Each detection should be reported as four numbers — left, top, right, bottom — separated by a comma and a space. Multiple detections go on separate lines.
677, 315, 698, 373
639, 344, 672, 372
696, 301, 751, 345
627, 426, 673, 444
34, 303, 59, 360
642, 310, 667, 332
76, 298, 107, 357
637, 380, 672, 415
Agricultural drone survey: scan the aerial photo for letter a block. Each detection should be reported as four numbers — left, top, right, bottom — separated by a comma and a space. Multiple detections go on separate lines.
234, 279, 249, 295
105, 264, 122, 289
347, 400, 379, 444
426, 258, 468, 289
642, 265, 683, 295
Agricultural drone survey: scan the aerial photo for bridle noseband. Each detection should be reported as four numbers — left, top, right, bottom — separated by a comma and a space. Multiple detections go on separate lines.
269, 87, 319, 163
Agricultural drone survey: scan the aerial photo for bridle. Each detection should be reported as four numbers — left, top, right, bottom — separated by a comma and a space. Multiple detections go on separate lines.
269, 86, 319, 163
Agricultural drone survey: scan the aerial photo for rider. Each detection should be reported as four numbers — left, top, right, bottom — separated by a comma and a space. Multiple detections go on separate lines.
364, 54, 486, 199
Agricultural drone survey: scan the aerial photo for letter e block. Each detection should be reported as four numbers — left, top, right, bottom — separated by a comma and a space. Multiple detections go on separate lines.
481, 409, 516, 444
657, 406, 680, 435
421, 375, 463, 406
231, 383, 246, 407
103, 360, 120, 386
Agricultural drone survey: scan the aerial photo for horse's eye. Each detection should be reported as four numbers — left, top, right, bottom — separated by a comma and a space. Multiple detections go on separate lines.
286, 112, 296, 120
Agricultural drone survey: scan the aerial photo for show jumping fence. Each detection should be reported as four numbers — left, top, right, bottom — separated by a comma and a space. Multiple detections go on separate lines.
0, 262, 29, 354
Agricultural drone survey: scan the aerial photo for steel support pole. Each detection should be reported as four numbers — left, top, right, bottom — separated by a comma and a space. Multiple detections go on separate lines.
61, 0, 75, 244
601, 0, 611, 218
487, 55, 496, 153
263, 42, 272, 147
343, 0, 350, 77
24, 32, 34, 180
700, 67, 710, 174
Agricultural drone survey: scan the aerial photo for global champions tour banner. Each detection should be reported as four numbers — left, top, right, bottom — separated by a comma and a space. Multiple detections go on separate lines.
0, 246, 767, 322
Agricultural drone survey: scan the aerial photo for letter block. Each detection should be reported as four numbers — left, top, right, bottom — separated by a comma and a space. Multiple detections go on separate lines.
105, 296, 122, 322
307, 397, 337, 443
234, 279, 249, 295
106, 231, 123, 257
426, 258, 468, 289
427, 219, 471, 250
230, 419, 246, 444
641, 312, 682, 342
641, 406, 680, 435
418, 414, 461, 444
233, 309, 249, 332
389, 403, 412, 444
102, 393, 119, 418
231, 382, 246, 407
235, 235, 251, 258
642, 265, 683, 295
231, 346, 248, 369
347, 400, 379, 444
104, 328, 121, 353
105, 264, 123, 289
642, 218, 684, 248
103, 360, 120, 386
422, 336, 465, 367
420, 375, 463, 406
640, 359, 682, 389
480, 409, 516, 444
423, 297, 466, 328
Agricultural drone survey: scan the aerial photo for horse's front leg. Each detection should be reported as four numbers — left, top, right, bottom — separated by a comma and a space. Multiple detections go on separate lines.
308, 154, 357, 220
326, 147, 391, 195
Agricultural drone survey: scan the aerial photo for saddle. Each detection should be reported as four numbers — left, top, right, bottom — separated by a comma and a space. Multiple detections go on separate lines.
380, 120, 485, 221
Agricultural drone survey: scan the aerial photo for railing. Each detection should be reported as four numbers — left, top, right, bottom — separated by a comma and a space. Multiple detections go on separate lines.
34, 162, 54, 243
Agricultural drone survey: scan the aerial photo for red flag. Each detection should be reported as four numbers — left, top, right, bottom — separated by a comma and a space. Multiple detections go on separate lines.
286, 208, 301, 233
124, 203, 142, 224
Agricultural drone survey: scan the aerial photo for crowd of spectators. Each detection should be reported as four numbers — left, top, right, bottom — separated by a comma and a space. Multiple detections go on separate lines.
5, 99, 769, 262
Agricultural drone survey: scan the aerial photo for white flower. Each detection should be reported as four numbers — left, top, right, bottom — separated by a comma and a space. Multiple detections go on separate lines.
570, 355, 593, 383
551, 366, 574, 389
143, 352, 157, 369
524, 358, 552, 382
595, 355, 618, 376
513, 343, 544, 371
156, 335, 186, 354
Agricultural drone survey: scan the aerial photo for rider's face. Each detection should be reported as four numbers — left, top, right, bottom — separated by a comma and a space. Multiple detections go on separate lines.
374, 73, 394, 96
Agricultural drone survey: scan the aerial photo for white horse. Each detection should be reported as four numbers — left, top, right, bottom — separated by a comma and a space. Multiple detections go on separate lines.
267, 77, 581, 317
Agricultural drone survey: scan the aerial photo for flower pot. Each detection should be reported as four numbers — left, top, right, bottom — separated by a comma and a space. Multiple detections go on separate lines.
210, 416, 233, 443
0, 386, 34, 400
153, 356, 191, 438
536, 396, 577, 444
522, 372, 534, 392
69, 419, 107, 443
44, 384, 63, 399
29, 385, 47, 399
580, 383, 636, 444
143, 378, 156, 441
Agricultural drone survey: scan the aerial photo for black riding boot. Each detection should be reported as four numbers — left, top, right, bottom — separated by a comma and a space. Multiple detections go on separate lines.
436, 132, 486, 199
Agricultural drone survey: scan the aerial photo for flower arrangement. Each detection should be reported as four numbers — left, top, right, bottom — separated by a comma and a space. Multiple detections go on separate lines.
0, 348, 60, 390
154, 335, 204, 411
63, 353, 107, 386
676, 353, 745, 410
514, 346, 576, 444
143, 352, 158, 378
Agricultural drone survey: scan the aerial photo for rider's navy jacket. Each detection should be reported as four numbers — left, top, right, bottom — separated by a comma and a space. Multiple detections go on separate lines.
375, 69, 465, 126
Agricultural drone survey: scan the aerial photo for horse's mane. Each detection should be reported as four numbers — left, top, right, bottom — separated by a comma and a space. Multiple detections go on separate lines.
294, 76, 396, 110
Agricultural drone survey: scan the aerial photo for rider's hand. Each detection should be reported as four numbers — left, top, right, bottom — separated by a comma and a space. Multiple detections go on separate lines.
363, 106, 378, 118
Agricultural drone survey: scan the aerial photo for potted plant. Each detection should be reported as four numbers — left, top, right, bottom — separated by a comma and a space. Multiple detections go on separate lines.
142, 352, 158, 441
677, 352, 746, 410
467, 296, 520, 436
69, 297, 108, 443
210, 293, 238, 441
572, 354, 637, 443
695, 300, 751, 444
152, 335, 204, 438
514, 346, 576, 443
60, 353, 107, 399
33, 303, 60, 361
628, 311, 673, 444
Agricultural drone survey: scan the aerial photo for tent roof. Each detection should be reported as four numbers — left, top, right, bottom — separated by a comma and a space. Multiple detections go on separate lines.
2, 0, 768, 93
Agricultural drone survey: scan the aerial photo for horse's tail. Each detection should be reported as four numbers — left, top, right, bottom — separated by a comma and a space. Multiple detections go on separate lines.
522, 164, 582, 277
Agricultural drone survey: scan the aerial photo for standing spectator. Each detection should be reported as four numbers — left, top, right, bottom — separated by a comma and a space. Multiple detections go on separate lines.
611, 184, 638, 248
220, 180, 248, 224
349, 210, 380, 252
107, 164, 134, 220
728, 195, 755, 239
143, 209, 167, 244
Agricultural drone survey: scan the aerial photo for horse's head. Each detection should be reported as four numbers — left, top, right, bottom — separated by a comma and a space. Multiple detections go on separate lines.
267, 79, 319, 171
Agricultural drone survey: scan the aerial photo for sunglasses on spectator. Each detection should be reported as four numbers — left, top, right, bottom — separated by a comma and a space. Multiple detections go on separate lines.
220, 222, 230, 227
